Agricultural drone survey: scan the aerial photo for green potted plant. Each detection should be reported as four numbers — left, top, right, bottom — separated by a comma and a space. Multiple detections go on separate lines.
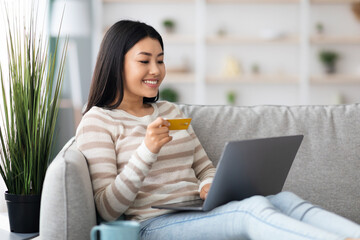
226, 91, 236, 105
318, 50, 339, 74
251, 63, 260, 74
0, 1, 67, 233
160, 88, 179, 102
316, 22, 324, 34
162, 19, 176, 34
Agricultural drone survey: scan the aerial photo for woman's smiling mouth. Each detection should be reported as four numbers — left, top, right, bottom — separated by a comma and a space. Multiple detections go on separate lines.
143, 79, 159, 88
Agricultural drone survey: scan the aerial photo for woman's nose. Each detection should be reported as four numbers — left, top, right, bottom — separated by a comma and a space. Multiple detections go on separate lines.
149, 62, 160, 75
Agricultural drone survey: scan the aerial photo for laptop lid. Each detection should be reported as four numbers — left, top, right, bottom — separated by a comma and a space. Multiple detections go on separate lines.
152, 135, 303, 212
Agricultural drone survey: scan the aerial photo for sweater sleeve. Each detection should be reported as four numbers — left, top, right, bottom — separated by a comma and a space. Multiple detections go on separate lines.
175, 106, 216, 191
75, 111, 158, 221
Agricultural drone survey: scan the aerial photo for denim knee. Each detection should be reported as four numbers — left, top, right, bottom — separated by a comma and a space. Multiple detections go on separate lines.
247, 195, 272, 205
269, 191, 305, 206
275, 191, 300, 200
268, 191, 320, 220
232, 195, 276, 215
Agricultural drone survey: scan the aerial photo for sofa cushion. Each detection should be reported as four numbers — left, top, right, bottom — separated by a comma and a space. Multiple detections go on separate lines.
40, 137, 96, 240
179, 103, 360, 224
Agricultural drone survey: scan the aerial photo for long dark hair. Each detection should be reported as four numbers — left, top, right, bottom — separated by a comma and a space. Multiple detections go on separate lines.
84, 20, 163, 114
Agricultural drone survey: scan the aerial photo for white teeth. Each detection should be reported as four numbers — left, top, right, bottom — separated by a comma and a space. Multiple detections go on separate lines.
144, 80, 157, 85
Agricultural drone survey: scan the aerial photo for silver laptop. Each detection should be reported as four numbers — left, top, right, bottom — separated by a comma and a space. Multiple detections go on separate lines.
152, 135, 303, 211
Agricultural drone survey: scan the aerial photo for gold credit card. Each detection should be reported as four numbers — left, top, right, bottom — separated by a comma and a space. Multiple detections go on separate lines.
165, 118, 192, 130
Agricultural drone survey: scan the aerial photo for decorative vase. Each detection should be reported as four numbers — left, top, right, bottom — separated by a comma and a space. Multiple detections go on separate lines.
5, 192, 41, 233
325, 62, 336, 74
162, 19, 175, 34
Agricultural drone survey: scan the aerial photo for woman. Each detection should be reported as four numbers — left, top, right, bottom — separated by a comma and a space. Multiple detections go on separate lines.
76, 20, 360, 240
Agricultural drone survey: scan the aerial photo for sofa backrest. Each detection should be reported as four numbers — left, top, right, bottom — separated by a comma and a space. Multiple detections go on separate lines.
179, 103, 360, 224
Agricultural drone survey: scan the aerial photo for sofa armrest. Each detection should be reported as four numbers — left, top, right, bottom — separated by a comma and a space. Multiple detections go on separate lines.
40, 137, 97, 240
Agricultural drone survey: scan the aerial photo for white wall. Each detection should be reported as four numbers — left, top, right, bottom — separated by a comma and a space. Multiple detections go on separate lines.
0, 2, 6, 212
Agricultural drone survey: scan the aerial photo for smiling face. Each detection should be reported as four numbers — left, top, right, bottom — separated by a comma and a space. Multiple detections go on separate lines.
122, 37, 166, 103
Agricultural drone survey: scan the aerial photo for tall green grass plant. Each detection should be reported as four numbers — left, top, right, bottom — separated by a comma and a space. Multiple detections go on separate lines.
0, 0, 67, 195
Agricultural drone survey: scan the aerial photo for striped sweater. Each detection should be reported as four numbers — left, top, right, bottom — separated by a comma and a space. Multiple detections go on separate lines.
75, 101, 216, 221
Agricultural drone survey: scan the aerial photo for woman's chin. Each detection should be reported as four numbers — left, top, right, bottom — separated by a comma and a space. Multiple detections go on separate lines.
144, 93, 158, 99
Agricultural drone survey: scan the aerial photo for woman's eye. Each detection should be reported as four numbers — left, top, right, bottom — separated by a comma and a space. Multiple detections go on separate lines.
139, 60, 164, 64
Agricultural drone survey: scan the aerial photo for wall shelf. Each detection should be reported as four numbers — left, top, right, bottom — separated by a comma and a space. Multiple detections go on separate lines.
103, 0, 195, 3
207, 35, 299, 45
101, 31, 196, 45
311, 74, 360, 84
207, 0, 299, 3
311, 35, 360, 45
207, 74, 299, 84
163, 35, 195, 45
311, 0, 359, 4
165, 73, 195, 83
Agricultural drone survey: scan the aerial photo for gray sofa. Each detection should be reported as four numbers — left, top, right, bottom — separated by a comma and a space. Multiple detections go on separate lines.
39, 103, 360, 240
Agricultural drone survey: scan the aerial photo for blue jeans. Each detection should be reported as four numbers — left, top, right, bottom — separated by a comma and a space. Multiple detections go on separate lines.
140, 192, 360, 240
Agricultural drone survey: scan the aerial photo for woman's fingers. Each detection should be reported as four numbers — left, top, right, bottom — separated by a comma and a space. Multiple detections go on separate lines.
149, 117, 169, 129
145, 117, 172, 154
152, 126, 170, 134
200, 183, 211, 200
159, 135, 173, 146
